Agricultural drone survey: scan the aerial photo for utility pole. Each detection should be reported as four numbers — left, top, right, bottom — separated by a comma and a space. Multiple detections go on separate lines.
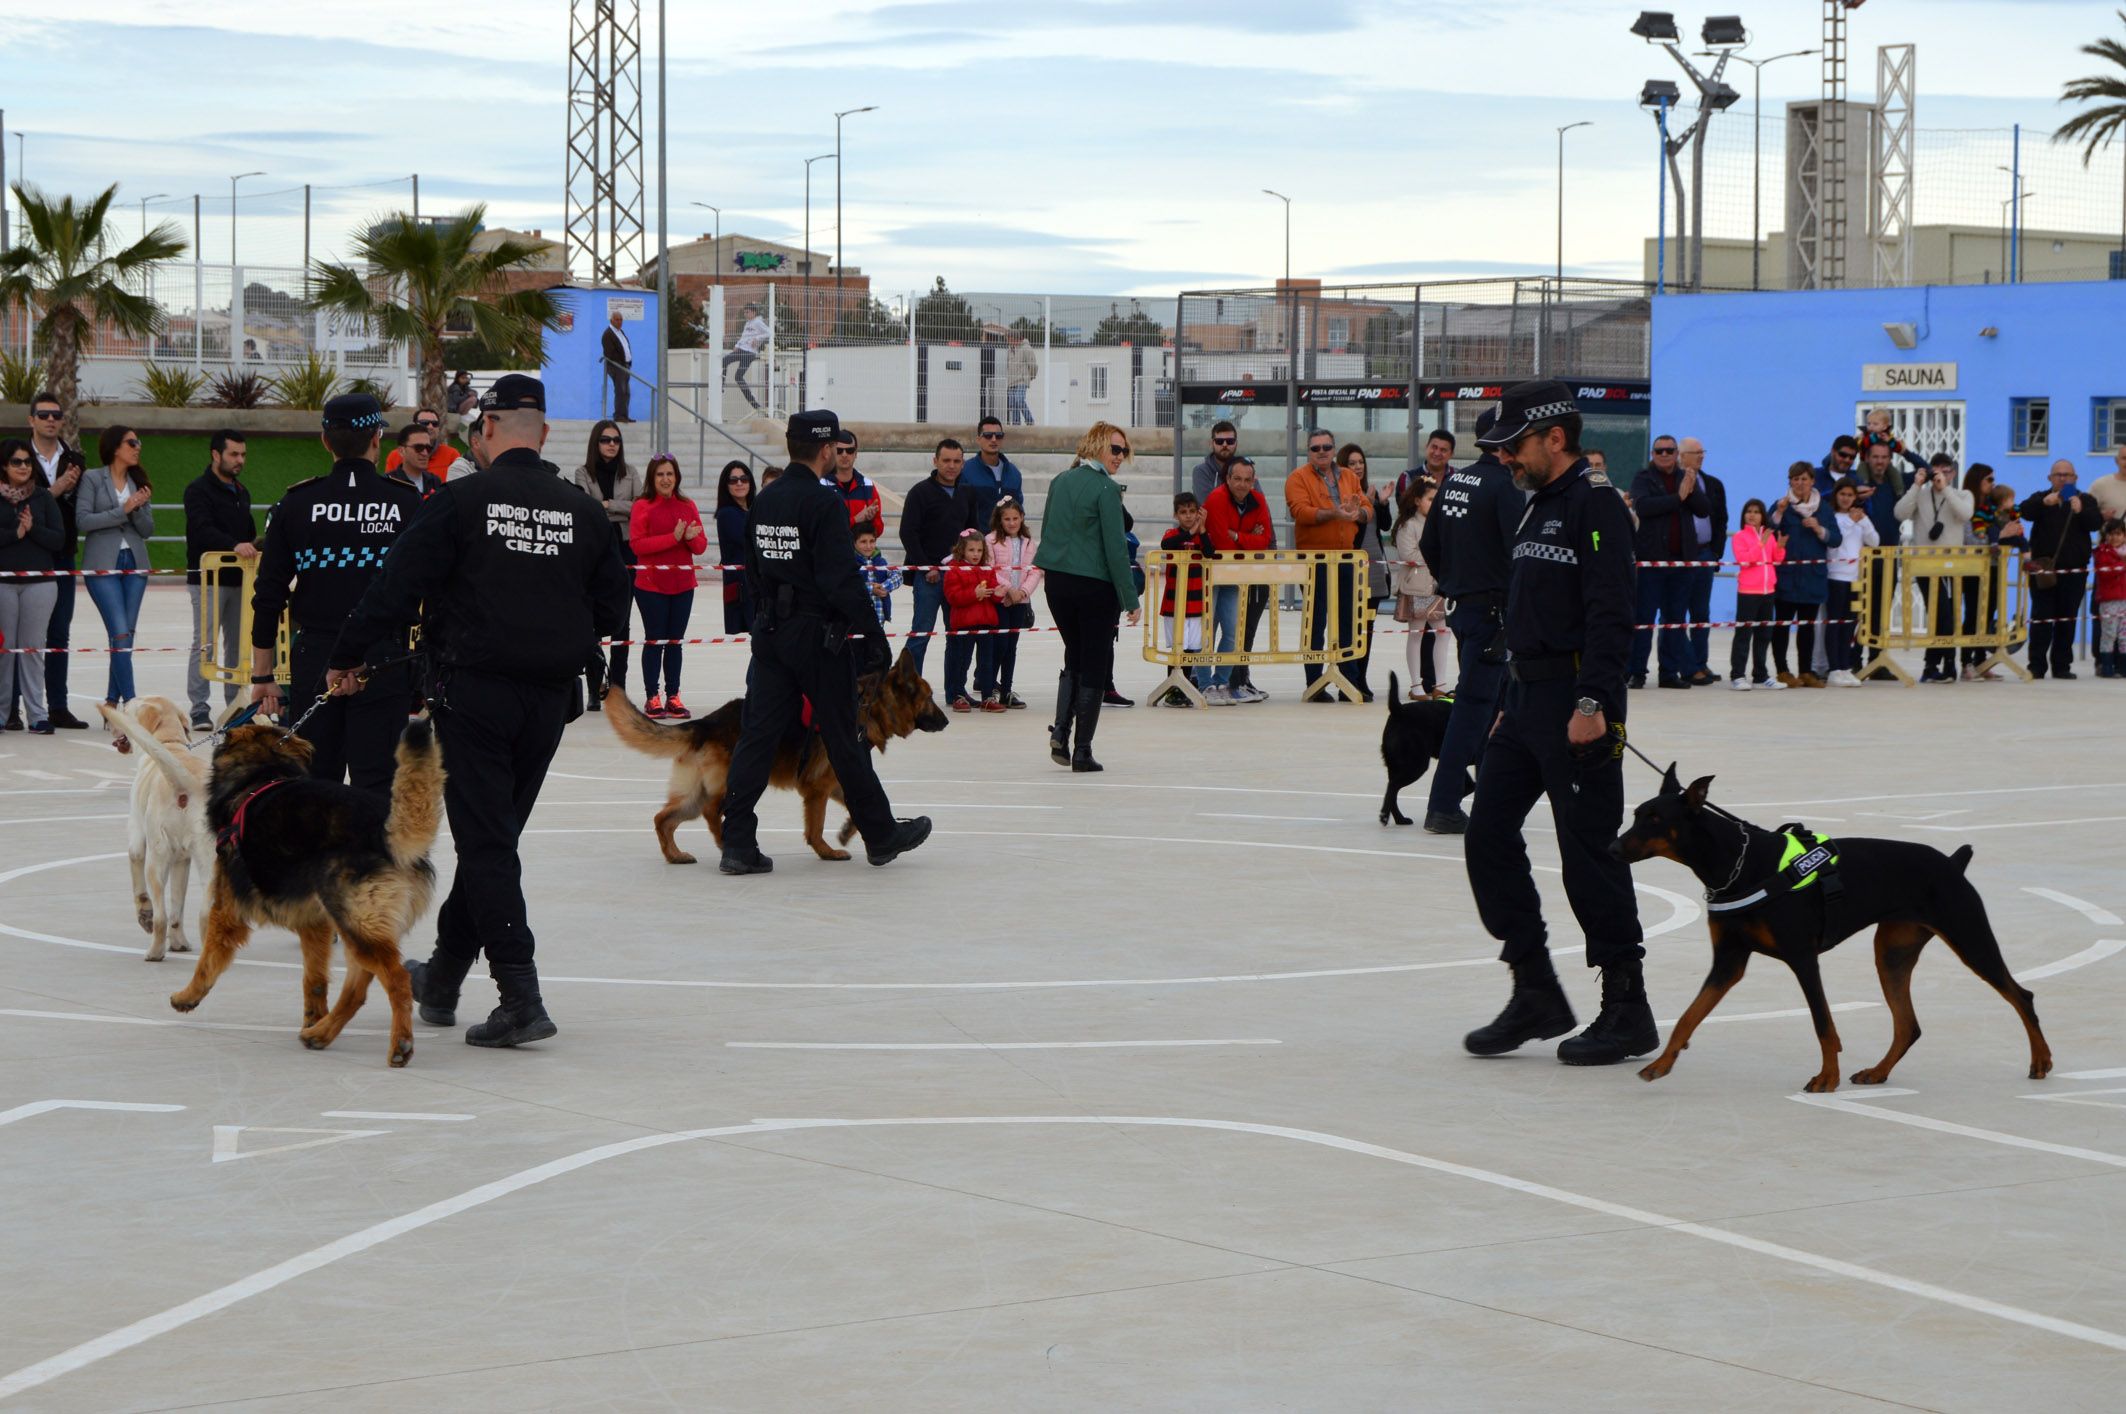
1262, 189, 1295, 482
1555, 122, 1592, 282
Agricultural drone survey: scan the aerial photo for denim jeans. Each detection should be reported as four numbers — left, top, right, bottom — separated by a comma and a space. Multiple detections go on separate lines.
907, 574, 944, 676
1196, 585, 1239, 689
1629, 566, 1691, 679
84, 546, 147, 702
1006, 385, 1033, 425
635, 587, 695, 697
1686, 564, 1716, 675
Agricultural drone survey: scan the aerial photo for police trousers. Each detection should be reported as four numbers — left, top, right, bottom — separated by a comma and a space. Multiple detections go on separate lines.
720, 616, 895, 854
1427, 598, 1505, 817
291, 629, 406, 796
1465, 678, 1644, 971
432, 669, 570, 975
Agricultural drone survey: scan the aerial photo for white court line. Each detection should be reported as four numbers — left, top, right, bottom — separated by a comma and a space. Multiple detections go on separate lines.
320, 1111, 475, 1123
7, 1111, 2124, 1404
880, 776, 1377, 800
0, 1008, 441, 1040
1660, 1001, 1876, 1028
728, 1039, 1281, 1051
0, 1099, 185, 1128
1197, 813, 1341, 823
1912, 815, 2126, 833
0, 787, 113, 797
11, 769, 70, 782
1723, 782, 2126, 809
2015, 939, 2126, 982
534, 798, 1061, 812
0, 814, 128, 827
2023, 887, 2125, 928
2058, 1067, 2126, 1080
1794, 1091, 2126, 1171
545, 770, 664, 783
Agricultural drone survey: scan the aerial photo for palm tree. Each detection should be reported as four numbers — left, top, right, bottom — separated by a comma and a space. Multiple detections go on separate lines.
2055, 8, 2126, 264
308, 204, 562, 414
0, 183, 187, 442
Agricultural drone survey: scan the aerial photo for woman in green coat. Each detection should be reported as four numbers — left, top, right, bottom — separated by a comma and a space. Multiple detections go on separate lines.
1034, 421, 1141, 772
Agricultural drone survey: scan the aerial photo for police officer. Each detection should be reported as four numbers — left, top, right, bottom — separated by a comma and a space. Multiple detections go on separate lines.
1416, 406, 1522, 834
1461, 380, 1655, 1066
248, 392, 421, 793
327, 375, 631, 1048
718, 409, 932, 875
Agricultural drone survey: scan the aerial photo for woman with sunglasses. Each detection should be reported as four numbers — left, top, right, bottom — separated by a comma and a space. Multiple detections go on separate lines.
1034, 422, 1141, 772
0, 438, 66, 732
575, 419, 643, 705
715, 460, 757, 635
76, 425, 156, 705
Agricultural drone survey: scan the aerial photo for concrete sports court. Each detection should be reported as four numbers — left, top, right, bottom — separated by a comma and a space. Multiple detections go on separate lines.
4, 588, 2123, 1410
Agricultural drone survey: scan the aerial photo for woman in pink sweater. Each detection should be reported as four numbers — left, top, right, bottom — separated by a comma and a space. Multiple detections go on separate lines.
1727, 497, 1786, 690
627, 454, 707, 718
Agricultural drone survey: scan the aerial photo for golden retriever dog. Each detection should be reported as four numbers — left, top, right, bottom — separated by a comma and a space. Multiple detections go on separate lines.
99, 697, 211, 961
167, 713, 445, 1067
602, 650, 947, 863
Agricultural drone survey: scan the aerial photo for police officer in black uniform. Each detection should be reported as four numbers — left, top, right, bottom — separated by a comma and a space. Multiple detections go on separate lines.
1416, 405, 1523, 835
718, 409, 932, 875
1461, 380, 1656, 1066
248, 392, 421, 793
327, 375, 630, 1048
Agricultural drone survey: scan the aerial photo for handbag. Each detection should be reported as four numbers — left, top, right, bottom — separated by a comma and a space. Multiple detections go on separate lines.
2026, 513, 2074, 591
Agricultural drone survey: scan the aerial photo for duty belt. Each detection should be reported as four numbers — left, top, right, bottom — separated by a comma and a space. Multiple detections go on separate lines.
1507, 652, 1579, 683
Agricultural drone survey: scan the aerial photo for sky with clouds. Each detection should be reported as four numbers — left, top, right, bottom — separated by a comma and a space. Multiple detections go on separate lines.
2, 1, 2121, 297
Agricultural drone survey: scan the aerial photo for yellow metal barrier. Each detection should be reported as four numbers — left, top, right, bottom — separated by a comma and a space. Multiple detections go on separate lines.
196, 551, 292, 687
1855, 543, 2029, 685
1140, 548, 1372, 705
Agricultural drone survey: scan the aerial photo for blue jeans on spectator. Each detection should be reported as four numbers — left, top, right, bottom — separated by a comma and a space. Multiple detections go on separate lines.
635, 587, 694, 698
1196, 585, 1239, 690
1007, 385, 1033, 425
84, 546, 147, 703
1629, 566, 1691, 680
942, 612, 975, 703
907, 574, 944, 677
1686, 564, 1716, 676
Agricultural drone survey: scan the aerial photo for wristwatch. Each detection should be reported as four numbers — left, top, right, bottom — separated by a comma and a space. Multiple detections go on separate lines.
1575, 696, 1602, 718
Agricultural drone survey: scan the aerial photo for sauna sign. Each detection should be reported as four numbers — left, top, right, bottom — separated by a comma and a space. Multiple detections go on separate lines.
1862, 362, 1957, 393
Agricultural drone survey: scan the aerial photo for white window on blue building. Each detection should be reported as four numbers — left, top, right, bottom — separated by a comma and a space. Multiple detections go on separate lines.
2091, 397, 2126, 452
2010, 397, 2050, 455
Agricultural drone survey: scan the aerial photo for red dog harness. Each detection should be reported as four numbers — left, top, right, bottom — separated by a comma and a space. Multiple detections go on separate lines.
216, 778, 293, 852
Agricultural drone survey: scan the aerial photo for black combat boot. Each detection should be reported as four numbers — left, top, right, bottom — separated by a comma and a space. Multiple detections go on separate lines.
866, 816, 933, 866
1556, 963, 1659, 1065
406, 951, 475, 1028
1070, 683, 1105, 772
1050, 671, 1078, 766
465, 962, 558, 1048
1464, 958, 1577, 1056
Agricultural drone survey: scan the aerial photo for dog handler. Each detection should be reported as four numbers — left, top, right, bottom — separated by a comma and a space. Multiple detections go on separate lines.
1462, 380, 1656, 1066
717, 409, 932, 875
248, 393, 421, 794
327, 375, 631, 1048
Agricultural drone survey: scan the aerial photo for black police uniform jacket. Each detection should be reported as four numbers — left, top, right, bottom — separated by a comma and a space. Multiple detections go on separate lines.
328, 447, 631, 683
745, 465, 885, 637
250, 458, 421, 651
1505, 459, 1637, 718
1418, 452, 1524, 601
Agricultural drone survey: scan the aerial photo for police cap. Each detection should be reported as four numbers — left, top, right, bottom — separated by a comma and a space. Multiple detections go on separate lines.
789, 408, 842, 445
478, 373, 547, 414
1476, 379, 1577, 448
320, 391, 387, 431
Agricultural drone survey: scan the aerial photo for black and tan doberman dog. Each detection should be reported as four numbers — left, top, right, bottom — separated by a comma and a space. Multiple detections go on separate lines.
1611, 765, 2053, 1093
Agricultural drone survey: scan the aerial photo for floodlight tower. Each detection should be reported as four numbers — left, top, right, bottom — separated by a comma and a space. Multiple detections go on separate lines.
565, 0, 646, 284
1633, 12, 1744, 292
1638, 81, 1681, 294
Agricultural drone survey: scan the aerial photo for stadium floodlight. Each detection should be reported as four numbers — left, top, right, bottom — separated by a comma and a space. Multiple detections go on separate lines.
1639, 79, 1682, 108
1702, 80, 1742, 112
1632, 11, 1681, 41
1701, 15, 1748, 46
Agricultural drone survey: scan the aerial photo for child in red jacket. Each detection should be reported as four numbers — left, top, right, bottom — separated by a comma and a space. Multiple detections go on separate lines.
1158, 492, 1217, 705
2097, 518, 2126, 678
941, 528, 1004, 711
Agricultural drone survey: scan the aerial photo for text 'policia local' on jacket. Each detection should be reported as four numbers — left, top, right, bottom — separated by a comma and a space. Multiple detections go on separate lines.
329, 447, 631, 683
250, 458, 421, 650
744, 464, 881, 631
1417, 452, 1522, 601
1505, 458, 1637, 718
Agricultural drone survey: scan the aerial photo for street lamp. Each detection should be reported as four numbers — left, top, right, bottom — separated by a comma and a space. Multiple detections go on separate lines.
1555, 123, 1592, 282
139, 193, 169, 239
1707, 46, 1816, 290
690, 201, 721, 261
1998, 167, 2035, 282
802, 151, 836, 407
1262, 188, 1296, 473
834, 105, 877, 335
229, 171, 265, 268
1638, 82, 1681, 293
1633, 11, 1744, 291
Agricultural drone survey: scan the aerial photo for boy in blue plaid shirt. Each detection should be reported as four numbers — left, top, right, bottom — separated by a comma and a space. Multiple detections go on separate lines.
855, 527, 901, 623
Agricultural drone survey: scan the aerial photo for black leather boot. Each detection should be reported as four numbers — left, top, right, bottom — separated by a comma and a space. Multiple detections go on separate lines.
1556, 963, 1659, 1065
407, 951, 475, 1028
1463, 960, 1577, 1056
1050, 671, 1077, 766
465, 962, 558, 1048
1070, 683, 1104, 772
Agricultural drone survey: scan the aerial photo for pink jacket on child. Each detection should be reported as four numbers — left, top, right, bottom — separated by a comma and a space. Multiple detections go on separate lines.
1729, 525, 1785, 596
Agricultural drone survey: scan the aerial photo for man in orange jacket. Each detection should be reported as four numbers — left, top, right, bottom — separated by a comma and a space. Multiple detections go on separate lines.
1284, 430, 1371, 700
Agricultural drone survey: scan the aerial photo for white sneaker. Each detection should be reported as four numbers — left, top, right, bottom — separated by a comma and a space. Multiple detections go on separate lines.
1203, 685, 1232, 705
1828, 670, 1862, 688
1757, 678, 1789, 691
1235, 684, 1268, 703
1728, 677, 1752, 691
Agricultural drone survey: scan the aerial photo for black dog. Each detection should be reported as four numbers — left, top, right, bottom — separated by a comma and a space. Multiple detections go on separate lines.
1379, 673, 1461, 826
1612, 765, 2053, 1093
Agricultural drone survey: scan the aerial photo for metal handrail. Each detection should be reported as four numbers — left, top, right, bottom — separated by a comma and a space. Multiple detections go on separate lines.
602, 361, 768, 485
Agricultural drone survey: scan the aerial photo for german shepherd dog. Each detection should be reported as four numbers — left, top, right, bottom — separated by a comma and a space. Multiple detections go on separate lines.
603, 649, 948, 863
1612, 766, 2053, 1093
167, 713, 446, 1068
1379, 672, 1459, 826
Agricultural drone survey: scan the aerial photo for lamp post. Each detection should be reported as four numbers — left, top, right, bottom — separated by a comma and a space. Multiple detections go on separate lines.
228, 171, 265, 269
1710, 46, 1815, 290
690, 201, 720, 262
139, 193, 169, 239
1262, 188, 1295, 476
1554, 122, 1592, 282
802, 151, 836, 408
1999, 182, 2036, 283
833, 105, 877, 337
1639, 83, 1680, 294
